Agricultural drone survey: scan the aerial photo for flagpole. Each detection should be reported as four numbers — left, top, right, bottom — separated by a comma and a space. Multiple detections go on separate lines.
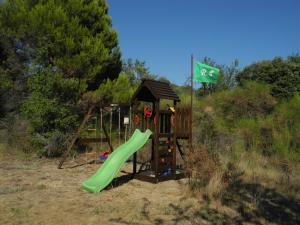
190, 54, 193, 151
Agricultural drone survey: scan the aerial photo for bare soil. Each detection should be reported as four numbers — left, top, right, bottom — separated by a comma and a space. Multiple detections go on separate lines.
1, 152, 299, 225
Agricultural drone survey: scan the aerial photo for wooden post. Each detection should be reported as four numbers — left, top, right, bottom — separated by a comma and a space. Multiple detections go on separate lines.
129, 106, 132, 134
133, 152, 137, 175
172, 100, 177, 178
118, 106, 121, 146
102, 123, 114, 153
154, 100, 160, 182
190, 54, 194, 152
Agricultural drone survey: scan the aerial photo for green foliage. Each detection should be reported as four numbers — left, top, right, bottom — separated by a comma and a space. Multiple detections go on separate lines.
0, 0, 121, 88
122, 59, 158, 85
210, 82, 276, 126
88, 72, 137, 105
21, 71, 80, 136
196, 82, 300, 161
272, 95, 300, 156
0, 0, 122, 149
0, 34, 27, 119
237, 55, 300, 99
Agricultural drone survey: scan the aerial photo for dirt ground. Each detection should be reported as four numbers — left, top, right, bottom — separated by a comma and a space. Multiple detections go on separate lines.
1, 152, 300, 225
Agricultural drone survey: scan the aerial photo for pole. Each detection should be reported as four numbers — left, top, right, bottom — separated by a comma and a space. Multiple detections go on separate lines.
190, 54, 193, 151
100, 108, 103, 150
124, 125, 127, 142
129, 106, 132, 135
110, 107, 112, 145
118, 107, 121, 145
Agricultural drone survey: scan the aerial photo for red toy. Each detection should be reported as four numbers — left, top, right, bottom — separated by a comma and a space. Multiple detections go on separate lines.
144, 105, 152, 118
98, 151, 110, 160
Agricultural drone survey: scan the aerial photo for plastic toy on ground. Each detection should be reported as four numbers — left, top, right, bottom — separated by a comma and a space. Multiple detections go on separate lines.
98, 151, 110, 160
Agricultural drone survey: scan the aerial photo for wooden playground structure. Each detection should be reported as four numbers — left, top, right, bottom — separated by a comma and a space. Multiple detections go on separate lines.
131, 79, 192, 183
58, 79, 192, 184
57, 104, 132, 168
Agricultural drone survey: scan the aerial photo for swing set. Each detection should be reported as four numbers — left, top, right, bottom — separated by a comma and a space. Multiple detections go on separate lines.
57, 104, 132, 168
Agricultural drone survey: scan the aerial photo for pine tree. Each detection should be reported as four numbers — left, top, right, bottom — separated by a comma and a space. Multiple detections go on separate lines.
0, 0, 122, 143
237, 56, 300, 99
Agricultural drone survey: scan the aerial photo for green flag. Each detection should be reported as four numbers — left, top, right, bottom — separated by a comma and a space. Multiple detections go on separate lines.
194, 62, 220, 84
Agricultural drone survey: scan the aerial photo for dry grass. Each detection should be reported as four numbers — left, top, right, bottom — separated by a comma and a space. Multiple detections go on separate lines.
183, 147, 221, 192
205, 170, 227, 200
235, 151, 300, 199
1, 148, 299, 225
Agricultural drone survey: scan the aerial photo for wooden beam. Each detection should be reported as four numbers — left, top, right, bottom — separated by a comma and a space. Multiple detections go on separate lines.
102, 122, 114, 153
78, 137, 108, 143
172, 100, 177, 178
57, 105, 95, 169
133, 152, 137, 174
176, 139, 185, 160
190, 55, 194, 152
154, 100, 160, 179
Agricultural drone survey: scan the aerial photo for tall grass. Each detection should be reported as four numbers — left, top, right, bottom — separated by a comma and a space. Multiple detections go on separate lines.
186, 82, 300, 198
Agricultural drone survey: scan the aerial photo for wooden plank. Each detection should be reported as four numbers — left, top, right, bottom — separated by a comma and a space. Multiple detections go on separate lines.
134, 173, 158, 183
79, 137, 108, 143
159, 133, 173, 138
158, 174, 174, 182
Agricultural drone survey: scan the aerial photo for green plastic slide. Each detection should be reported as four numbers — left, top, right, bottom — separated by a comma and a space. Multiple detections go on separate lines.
82, 129, 152, 193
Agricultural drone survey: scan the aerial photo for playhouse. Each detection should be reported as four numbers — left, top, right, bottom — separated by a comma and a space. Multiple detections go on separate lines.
59, 79, 192, 192
131, 79, 192, 183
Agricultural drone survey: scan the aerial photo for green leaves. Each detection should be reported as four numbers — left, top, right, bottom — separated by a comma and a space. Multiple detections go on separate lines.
88, 73, 136, 105
22, 71, 80, 135
237, 55, 300, 99
1, 0, 121, 84
0, 0, 122, 141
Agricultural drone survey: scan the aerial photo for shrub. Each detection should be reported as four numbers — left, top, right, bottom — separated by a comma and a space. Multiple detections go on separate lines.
272, 95, 300, 158
44, 131, 67, 157
237, 56, 300, 99
213, 82, 276, 125
195, 82, 276, 155
236, 118, 259, 151
5, 116, 32, 154
184, 147, 242, 199
184, 147, 221, 191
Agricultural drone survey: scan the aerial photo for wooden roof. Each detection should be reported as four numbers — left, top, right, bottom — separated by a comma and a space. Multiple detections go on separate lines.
131, 79, 180, 102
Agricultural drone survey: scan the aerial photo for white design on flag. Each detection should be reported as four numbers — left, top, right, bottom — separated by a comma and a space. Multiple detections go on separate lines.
201, 69, 207, 76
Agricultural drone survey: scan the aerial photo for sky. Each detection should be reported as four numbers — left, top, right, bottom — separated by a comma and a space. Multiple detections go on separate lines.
107, 0, 300, 85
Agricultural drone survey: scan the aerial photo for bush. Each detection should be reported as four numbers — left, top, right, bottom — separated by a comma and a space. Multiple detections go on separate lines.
237, 56, 300, 99
213, 82, 276, 125
184, 147, 242, 199
184, 147, 221, 191
44, 131, 67, 157
195, 81, 276, 154
272, 95, 300, 158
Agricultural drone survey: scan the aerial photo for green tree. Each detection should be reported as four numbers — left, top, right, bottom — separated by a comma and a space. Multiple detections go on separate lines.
236, 55, 300, 99
122, 59, 157, 85
0, 34, 28, 120
89, 72, 136, 105
0, 0, 122, 142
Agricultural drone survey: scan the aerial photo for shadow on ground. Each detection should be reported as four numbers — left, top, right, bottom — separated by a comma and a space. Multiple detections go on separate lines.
104, 172, 134, 191
220, 180, 300, 225
109, 179, 300, 225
